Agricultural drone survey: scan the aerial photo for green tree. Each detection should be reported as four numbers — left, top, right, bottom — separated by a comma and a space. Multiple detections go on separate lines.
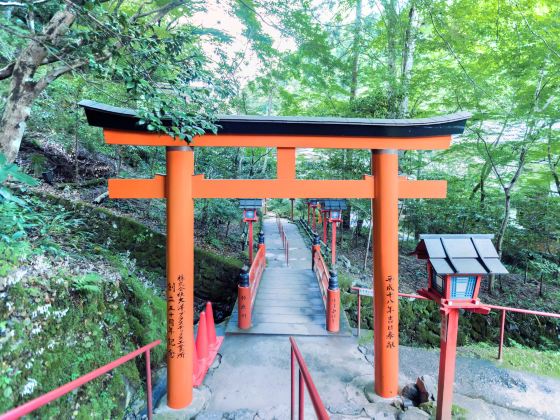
0, 0, 226, 162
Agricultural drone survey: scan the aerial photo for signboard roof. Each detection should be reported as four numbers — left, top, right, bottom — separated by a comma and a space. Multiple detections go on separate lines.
414, 234, 508, 275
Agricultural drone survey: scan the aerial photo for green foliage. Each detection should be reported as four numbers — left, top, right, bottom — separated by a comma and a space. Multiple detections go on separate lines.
0, 153, 37, 206
72, 273, 103, 295
0, 243, 166, 418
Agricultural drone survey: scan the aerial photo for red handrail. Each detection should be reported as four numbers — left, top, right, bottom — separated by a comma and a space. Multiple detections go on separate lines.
0, 340, 161, 420
352, 286, 560, 360
249, 243, 267, 308
289, 337, 329, 420
313, 251, 329, 307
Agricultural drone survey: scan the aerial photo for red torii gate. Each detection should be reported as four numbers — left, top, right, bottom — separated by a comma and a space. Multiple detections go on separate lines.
80, 100, 470, 409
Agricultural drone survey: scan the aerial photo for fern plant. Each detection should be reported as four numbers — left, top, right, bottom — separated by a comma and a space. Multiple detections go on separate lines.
72, 273, 103, 295
0, 153, 37, 206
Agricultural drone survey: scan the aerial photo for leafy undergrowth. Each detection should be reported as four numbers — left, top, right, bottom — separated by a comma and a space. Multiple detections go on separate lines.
457, 342, 560, 379
0, 195, 166, 418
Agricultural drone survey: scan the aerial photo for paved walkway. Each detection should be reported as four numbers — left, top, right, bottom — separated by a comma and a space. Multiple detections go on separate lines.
227, 216, 350, 336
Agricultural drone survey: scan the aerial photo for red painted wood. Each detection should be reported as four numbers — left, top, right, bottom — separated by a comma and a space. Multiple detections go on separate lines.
289, 337, 329, 420
437, 309, 459, 420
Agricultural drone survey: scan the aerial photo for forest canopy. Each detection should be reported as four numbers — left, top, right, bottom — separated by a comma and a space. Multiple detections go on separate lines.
0, 0, 559, 294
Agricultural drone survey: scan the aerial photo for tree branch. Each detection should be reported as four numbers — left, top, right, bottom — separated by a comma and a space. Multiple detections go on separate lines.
0, 0, 50, 6
0, 62, 15, 80
34, 51, 110, 92
132, 0, 188, 22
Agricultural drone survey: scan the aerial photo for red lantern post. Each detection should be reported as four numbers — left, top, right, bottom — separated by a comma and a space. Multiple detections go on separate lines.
413, 234, 508, 419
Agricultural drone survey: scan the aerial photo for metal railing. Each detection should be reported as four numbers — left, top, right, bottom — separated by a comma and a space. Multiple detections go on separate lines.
289, 337, 329, 420
0, 340, 161, 420
352, 286, 560, 360
298, 218, 331, 253
277, 215, 289, 266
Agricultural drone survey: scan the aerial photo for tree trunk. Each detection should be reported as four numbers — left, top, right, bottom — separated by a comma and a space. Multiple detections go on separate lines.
384, 0, 399, 117
470, 162, 491, 203
0, 5, 80, 162
74, 112, 80, 181
349, 0, 362, 100
490, 188, 511, 294
547, 134, 560, 197
0, 82, 37, 162
399, 2, 419, 117
364, 216, 373, 270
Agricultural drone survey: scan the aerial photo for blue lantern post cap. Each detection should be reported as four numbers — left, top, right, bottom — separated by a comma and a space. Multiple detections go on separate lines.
313, 234, 321, 245
328, 270, 339, 290
258, 231, 265, 244
239, 267, 250, 287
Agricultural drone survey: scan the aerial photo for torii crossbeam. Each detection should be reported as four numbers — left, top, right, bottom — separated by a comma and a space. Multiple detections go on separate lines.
80, 100, 470, 409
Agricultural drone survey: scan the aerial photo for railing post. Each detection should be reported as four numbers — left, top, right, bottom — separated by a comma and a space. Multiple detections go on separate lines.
327, 270, 340, 333
312, 234, 321, 271
145, 350, 153, 420
238, 268, 251, 329
286, 238, 290, 267
291, 348, 295, 420
258, 231, 265, 246
498, 309, 506, 361
299, 370, 304, 419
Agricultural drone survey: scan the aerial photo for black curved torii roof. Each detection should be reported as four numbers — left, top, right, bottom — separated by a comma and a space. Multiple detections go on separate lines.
79, 100, 471, 138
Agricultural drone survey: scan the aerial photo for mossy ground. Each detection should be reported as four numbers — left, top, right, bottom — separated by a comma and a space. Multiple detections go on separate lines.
0, 191, 242, 418
0, 238, 166, 418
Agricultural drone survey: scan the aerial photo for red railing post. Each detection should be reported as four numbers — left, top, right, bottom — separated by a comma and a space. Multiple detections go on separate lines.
298, 370, 304, 419
312, 234, 321, 271
289, 337, 329, 420
145, 350, 153, 420
498, 309, 506, 361
238, 268, 251, 329
326, 271, 340, 333
291, 348, 295, 420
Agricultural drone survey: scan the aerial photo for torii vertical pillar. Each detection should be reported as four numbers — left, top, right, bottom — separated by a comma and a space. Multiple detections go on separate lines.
372, 150, 399, 397
166, 146, 194, 408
